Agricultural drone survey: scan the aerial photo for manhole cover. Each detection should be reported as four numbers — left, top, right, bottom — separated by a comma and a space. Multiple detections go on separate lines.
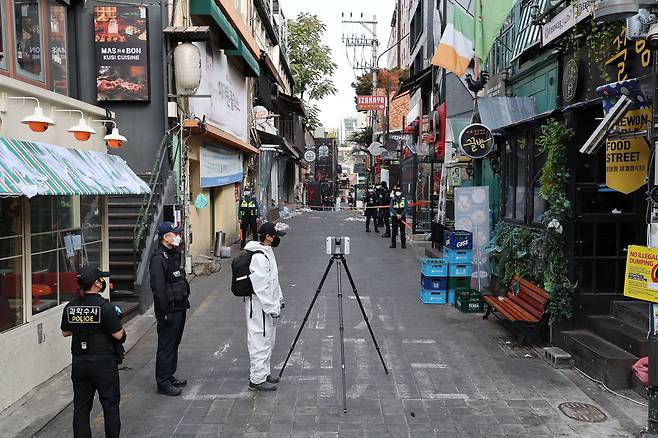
558, 402, 607, 423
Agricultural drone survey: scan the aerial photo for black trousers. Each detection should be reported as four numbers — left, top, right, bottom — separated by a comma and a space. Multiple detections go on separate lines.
365, 210, 379, 231
379, 209, 390, 234
241, 216, 258, 248
391, 215, 406, 247
72, 357, 120, 438
156, 310, 186, 388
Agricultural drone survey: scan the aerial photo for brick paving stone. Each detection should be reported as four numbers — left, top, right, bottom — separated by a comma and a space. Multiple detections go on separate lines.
31, 212, 643, 438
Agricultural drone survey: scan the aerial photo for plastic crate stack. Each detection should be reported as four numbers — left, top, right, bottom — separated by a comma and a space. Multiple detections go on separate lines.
444, 230, 473, 306
419, 258, 449, 304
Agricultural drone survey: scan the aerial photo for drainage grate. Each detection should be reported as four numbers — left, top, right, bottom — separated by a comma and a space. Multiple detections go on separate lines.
558, 402, 607, 423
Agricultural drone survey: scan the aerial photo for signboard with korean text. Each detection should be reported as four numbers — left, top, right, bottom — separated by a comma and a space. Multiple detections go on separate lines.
542, 0, 592, 47
94, 6, 149, 101
191, 42, 249, 142
357, 95, 386, 111
459, 124, 494, 159
200, 145, 243, 188
624, 245, 658, 303
605, 108, 650, 194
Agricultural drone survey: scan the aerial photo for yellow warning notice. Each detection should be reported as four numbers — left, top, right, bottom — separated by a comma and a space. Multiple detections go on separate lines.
624, 245, 658, 303
606, 108, 650, 194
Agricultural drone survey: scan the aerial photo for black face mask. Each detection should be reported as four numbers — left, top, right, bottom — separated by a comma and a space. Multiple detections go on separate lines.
271, 236, 281, 247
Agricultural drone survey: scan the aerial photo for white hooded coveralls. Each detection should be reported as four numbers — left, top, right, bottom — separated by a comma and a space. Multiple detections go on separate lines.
244, 241, 283, 384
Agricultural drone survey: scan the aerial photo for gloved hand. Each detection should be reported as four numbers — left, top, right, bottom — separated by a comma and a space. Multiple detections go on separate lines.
271, 313, 280, 319
114, 305, 123, 319
280, 302, 286, 310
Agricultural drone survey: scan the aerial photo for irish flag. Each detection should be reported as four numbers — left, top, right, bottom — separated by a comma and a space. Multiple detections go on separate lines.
431, 5, 474, 78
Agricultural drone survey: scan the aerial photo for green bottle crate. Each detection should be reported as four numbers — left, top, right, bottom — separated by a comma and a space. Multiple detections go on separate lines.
454, 288, 483, 313
448, 276, 470, 290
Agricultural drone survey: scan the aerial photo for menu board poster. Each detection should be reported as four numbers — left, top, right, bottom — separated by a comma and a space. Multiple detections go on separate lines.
94, 6, 149, 102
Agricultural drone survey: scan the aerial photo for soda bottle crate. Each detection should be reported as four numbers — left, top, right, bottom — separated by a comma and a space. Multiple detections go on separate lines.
454, 288, 484, 313
443, 230, 473, 250
420, 274, 448, 291
448, 276, 471, 290
420, 288, 455, 304
420, 258, 448, 277
448, 262, 472, 277
444, 248, 472, 264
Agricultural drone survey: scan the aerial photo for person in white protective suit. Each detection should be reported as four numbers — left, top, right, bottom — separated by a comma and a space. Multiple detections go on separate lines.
244, 222, 285, 391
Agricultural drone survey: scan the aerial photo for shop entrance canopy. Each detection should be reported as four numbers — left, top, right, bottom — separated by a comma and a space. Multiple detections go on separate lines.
0, 137, 150, 197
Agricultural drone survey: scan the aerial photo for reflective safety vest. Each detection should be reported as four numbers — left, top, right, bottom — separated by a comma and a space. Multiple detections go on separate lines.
392, 198, 407, 216
240, 197, 258, 218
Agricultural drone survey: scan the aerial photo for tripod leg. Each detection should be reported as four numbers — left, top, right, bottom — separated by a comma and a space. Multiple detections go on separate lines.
336, 259, 348, 413
340, 256, 389, 375
278, 257, 335, 378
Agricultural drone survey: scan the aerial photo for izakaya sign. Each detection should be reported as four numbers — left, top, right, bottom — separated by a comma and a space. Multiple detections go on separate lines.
94, 6, 149, 101
605, 108, 650, 194
357, 95, 386, 111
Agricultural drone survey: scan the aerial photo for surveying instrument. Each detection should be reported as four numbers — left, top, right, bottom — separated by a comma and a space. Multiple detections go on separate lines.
278, 237, 388, 412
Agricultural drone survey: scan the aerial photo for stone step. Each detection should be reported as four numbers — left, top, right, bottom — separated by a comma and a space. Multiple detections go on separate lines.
561, 330, 638, 390
108, 212, 141, 225
611, 300, 649, 331
587, 315, 648, 358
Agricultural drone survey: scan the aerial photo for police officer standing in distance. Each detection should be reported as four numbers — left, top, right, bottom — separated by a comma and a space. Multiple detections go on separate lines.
150, 222, 190, 396
364, 187, 379, 233
240, 186, 260, 249
379, 181, 391, 238
390, 186, 409, 249
61, 264, 125, 438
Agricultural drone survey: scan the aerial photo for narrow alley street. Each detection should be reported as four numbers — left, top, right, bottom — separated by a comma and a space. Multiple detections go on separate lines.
35, 211, 644, 437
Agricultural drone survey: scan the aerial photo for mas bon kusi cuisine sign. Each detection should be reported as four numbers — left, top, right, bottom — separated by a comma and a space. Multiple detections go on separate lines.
94, 6, 149, 101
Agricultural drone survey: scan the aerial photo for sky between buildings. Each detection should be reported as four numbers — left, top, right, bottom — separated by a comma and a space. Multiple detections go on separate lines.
283, 0, 395, 130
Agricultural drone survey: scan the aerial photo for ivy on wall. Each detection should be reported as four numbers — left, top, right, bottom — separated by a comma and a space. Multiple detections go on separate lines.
488, 119, 575, 324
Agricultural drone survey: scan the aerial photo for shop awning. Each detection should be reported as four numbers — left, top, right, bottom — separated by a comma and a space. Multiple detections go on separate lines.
256, 129, 299, 159
0, 138, 150, 197
394, 66, 433, 99
477, 97, 536, 131
190, 0, 240, 51
277, 92, 305, 116
511, 0, 548, 60
226, 40, 260, 77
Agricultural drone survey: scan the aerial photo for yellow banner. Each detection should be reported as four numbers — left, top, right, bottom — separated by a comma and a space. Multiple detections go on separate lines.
624, 245, 658, 303
605, 108, 650, 194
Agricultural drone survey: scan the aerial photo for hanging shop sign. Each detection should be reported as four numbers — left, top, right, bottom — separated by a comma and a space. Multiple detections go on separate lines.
624, 245, 658, 303
200, 145, 243, 188
459, 124, 494, 159
304, 150, 317, 163
605, 108, 650, 194
191, 42, 249, 141
94, 6, 149, 101
541, 0, 592, 47
563, 58, 579, 102
357, 95, 386, 111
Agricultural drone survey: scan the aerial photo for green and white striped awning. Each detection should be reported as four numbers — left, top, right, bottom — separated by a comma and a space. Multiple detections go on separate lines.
0, 137, 150, 197
511, 0, 548, 61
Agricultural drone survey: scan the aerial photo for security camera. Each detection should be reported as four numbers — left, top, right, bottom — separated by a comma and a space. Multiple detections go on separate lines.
649, 22, 658, 48
595, 0, 658, 22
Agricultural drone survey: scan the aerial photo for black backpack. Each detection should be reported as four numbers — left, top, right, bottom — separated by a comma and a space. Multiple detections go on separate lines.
231, 250, 268, 297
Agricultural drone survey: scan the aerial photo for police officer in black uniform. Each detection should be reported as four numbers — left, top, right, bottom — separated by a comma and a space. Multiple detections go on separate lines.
364, 187, 379, 233
240, 186, 260, 249
379, 181, 391, 238
150, 222, 191, 396
390, 186, 409, 249
61, 264, 125, 438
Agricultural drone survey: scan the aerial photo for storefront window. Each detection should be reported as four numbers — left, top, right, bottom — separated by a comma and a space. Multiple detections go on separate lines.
13, 0, 44, 81
515, 138, 527, 220
30, 196, 104, 314
0, 198, 24, 332
0, 0, 7, 71
47, 0, 67, 94
532, 147, 546, 223
504, 143, 514, 219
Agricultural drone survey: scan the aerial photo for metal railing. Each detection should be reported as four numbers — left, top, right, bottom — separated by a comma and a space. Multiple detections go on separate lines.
132, 134, 170, 271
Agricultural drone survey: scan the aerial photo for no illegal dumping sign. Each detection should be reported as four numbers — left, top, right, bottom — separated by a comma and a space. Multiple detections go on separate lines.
606, 108, 650, 194
624, 245, 658, 303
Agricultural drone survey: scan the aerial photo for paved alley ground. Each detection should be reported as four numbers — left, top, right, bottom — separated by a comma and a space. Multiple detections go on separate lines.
35, 211, 645, 437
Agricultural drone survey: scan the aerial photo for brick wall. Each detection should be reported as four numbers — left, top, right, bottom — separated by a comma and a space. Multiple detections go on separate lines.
375, 87, 409, 133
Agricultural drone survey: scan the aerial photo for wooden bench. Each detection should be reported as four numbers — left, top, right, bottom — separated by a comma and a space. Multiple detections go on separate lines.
483, 276, 549, 329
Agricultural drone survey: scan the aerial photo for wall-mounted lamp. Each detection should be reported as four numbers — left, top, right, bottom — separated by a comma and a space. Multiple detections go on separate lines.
8, 97, 55, 132
529, 0, 541, 21
92, 120, 127, 148
56, 109, 96, 141
489, 152, 501, 176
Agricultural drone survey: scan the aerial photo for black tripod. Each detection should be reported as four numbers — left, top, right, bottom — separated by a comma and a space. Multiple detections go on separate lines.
278, 254, 389, 412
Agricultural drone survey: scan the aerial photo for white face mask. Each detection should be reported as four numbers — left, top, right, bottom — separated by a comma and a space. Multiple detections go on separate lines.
244, 191, 251, 196
395, 191, 402, 197
172, 235, 182, 247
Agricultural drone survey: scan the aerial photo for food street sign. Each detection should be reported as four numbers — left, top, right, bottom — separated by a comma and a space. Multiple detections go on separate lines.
606, 108, 650, 194
357, 95, 386, 111
459, 124, 494, 159
304, 150, 317, 162
624, 245, 658, 303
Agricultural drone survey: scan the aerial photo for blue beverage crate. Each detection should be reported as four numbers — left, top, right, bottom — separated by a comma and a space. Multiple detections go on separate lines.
420, 287, 448, 304
444, 230, 473, 250
420, 274, 448, 291
420, 258, 448, 277
448, 289, 455, 305
444, 248, 473, 264
449, 263, 472, 277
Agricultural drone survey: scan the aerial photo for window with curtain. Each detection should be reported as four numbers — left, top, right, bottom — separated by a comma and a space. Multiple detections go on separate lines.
13, 0, 44, 81
47, 0, 67, 94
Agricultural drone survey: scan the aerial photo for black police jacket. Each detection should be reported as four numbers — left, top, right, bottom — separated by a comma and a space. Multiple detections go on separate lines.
379, 191, 391, 210
60, 294, 123, 361
150, 242, 191, 314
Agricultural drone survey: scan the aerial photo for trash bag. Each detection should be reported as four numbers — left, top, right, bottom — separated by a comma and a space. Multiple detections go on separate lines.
633, 356, 649, 387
